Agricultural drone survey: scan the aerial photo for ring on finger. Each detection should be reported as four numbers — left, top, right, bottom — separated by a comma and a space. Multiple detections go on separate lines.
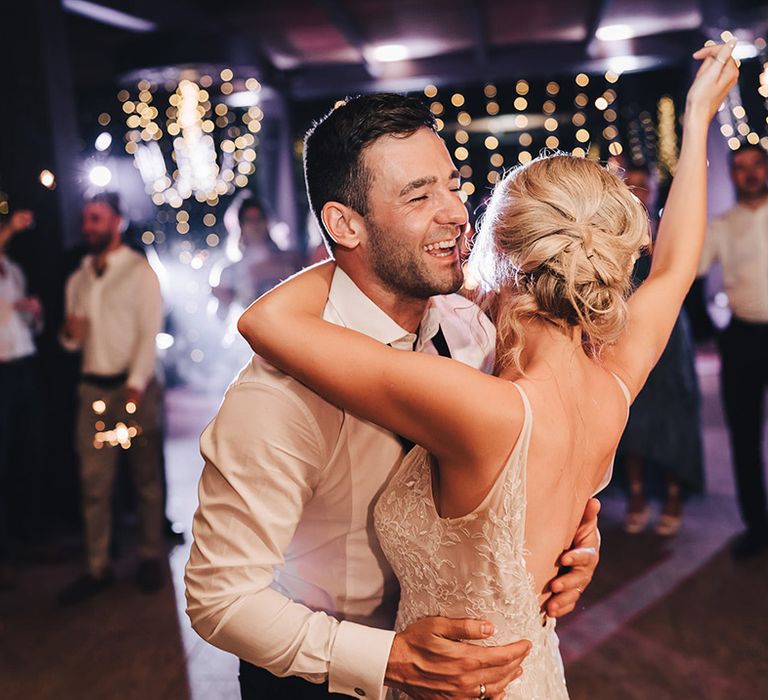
714, 56, 727, 65
478, 681, 487, 699
576, 586, 584, 593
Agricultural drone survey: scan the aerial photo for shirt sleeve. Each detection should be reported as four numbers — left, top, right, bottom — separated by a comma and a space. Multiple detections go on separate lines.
184, 380, 395, 698
126, 265, 162, 392
697, 219, 720, 277
59, 271, 82, 352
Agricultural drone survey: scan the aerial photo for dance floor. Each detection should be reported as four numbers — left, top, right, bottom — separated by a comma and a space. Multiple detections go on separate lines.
1, 346, 767, 699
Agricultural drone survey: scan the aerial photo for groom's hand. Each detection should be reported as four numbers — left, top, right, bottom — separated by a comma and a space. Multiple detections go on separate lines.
545, 497, 601, 618
384, 616, 531, 699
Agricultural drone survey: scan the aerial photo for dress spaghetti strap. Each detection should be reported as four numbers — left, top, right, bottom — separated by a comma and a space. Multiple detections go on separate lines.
609, 371, 631, 414
510, 381, 533, 419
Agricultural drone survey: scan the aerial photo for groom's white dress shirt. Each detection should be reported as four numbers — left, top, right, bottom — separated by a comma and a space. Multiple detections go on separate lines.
185, 268, 495, 699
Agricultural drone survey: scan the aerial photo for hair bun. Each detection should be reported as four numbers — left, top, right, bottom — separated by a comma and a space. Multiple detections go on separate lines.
468, 152, 650, 372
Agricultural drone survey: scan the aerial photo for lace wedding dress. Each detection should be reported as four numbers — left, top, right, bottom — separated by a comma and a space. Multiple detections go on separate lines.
375, 380, 625, 699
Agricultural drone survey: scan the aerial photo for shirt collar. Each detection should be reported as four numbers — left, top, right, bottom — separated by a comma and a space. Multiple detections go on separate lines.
415, 301, 441, 352
82, 244, 131, 274
327, 268, 440, 350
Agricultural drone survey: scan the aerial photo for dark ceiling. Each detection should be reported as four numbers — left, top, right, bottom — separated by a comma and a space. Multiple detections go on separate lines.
63, 0, 768, 100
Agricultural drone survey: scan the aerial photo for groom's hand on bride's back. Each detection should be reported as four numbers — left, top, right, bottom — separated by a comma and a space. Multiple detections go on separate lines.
546, 497, 601, 618
385, 616, 531, 699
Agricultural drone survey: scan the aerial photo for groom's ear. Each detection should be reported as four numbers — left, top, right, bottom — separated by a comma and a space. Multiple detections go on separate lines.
321, 201, 364, 250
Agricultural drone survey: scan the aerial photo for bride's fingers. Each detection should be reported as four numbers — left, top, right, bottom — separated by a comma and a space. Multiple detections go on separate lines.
717, 59, 739, 91
692, 40, 736, 60
713, 39, 737, 71
693, 41, 737, 76
711, 50, 739, 97
688, 40, 739, 110
691, 42, 736, 86
691, 50, 719, 82
692, 44, 722, 59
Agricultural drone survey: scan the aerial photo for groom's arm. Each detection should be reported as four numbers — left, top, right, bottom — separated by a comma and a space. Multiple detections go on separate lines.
186, 374, 533, 700
184, 378, 394, 699
545, 498, 601, 617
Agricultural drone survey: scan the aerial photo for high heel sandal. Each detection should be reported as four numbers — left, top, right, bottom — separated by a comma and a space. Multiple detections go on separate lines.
624, 505, 651, 534
654, 513, 682, 536
624, 481, 650, 534
655, 483, 683, 536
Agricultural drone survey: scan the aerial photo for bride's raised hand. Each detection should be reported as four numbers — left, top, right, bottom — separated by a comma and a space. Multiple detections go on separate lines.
605, 41, 738, 396
686, 40, 739, 123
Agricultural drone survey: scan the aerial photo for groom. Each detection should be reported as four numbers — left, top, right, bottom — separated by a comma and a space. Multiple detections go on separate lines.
185, 93, 601, 700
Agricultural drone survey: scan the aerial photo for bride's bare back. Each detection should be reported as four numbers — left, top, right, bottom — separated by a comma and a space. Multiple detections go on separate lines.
513, 345, 629, 601
421, 318, 628, 602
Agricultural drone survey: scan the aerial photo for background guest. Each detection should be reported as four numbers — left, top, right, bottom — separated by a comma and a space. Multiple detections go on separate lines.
212, 196, 303, 320
698, 143, 768, 559
58, 192, 166, 603
0, 209, 45, 586
617, 164, 704, 536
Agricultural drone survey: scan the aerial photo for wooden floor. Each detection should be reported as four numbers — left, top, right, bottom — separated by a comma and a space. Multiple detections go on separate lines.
1, 349, 766, 700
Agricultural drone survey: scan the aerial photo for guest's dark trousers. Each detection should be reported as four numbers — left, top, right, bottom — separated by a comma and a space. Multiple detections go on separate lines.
239, 660, 350, 699
0, 355, 45, 560
718, 317, 768, 534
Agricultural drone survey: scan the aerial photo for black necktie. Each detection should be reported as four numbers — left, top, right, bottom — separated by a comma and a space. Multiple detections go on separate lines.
396, 326, 452, 452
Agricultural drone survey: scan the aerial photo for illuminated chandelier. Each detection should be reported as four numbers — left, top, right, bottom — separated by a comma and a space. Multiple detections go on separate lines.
116, 69, 264, 208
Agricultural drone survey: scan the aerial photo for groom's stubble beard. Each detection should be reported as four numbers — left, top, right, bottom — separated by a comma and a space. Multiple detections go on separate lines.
365, 217, 464, 300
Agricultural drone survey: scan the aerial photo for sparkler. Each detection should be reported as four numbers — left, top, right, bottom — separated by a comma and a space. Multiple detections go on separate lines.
90, 397, 142, 449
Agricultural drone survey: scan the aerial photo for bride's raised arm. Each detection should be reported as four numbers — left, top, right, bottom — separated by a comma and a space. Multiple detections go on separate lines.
605, 41, 738, 396
237, 261, 519, 464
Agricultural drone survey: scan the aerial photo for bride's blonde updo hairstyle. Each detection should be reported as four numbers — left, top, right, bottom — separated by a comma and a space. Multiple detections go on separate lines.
467, 152, 650, 372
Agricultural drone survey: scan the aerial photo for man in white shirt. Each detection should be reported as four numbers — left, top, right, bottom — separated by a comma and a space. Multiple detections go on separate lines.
58, 193, 166, 603
0, 209, 44, 584
698, 143, 768, 559
185, 94, 600, 699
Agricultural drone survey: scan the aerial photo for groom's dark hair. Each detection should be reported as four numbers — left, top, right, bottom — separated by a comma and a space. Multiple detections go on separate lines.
303, 93, 436, 250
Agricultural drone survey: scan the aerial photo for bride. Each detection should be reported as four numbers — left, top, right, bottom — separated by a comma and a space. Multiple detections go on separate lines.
237, 43, 737, 699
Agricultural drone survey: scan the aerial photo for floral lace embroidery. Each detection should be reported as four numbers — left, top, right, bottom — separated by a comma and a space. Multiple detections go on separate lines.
374, 385, 569, 699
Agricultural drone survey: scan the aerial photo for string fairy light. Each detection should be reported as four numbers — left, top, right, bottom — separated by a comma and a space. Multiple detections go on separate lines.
541, 79, 560, 151
657, 96, 679, 177
115, 69, 263, 206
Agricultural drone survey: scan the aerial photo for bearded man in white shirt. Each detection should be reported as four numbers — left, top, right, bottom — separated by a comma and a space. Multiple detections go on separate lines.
58, 192, 166, 604
185, 94, 601, 700
698, 143, 768, 559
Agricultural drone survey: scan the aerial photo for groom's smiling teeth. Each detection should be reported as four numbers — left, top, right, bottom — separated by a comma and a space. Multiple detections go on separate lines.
423, 239, 457, 257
